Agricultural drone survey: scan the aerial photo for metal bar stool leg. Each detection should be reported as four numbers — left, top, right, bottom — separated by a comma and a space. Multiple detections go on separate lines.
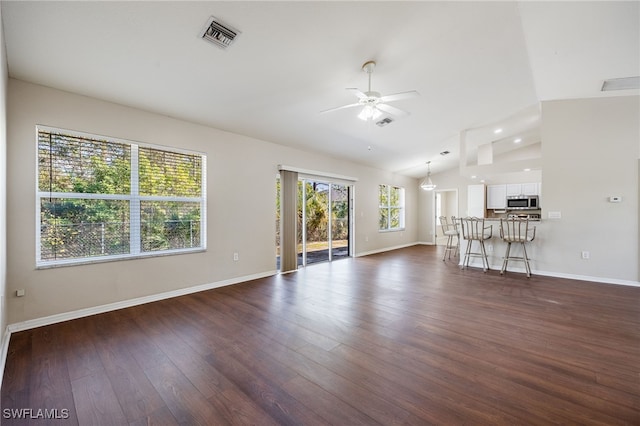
442, 234, 451, 261
479, 241, 489, 272
501, 242, 511, 275
522, 242, 531, 278
462, 239, 472, 268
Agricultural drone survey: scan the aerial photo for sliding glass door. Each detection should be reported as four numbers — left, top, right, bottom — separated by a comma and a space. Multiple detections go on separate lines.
330, 183, 350, 261
302, 180, 330, 265
276, 176, 351, 270
298, 179, 350, 266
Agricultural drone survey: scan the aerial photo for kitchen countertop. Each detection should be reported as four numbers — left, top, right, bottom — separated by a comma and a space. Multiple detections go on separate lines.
483, 218, 541, 222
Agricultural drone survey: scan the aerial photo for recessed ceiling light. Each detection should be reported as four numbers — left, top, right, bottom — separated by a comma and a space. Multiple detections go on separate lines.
494, 128, 503, 134
471, 175, 477, 179
480, 179, 486, 183
524, 168, 531, 172
514, 138, 522, 143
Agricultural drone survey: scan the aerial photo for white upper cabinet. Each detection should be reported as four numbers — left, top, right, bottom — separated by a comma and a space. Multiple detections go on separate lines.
506, 182, 540, 197
487, 184, 507, 209
522, 183, 538, 196
506, 183, 523, 196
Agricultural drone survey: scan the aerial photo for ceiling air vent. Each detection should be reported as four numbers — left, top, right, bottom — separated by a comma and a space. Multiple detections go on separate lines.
201, 16, 239, 50
601, 76, 639, 91
376, 117, 394, 127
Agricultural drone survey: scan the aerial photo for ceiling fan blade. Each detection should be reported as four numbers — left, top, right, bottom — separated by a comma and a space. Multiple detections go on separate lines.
319, 103, 361, 114
346, 88, 368, 99
379, 90, 420, 103
377, 103, 410, 118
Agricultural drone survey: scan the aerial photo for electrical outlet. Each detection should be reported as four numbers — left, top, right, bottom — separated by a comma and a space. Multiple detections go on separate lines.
581, 251, 590, 260
487, 244, 493, 252
16, 289, 25, 297
233, 252, 239, 261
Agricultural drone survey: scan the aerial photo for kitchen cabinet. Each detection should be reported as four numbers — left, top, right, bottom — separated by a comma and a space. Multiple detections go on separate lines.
506, 184, 523, 196
522, 183, 538, 196
467, 184, 486, 217
487, 184, 506, 209
506, 183, 540, 197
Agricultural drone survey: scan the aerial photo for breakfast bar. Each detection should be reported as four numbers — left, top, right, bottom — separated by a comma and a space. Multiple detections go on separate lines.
458, 218, 544, 275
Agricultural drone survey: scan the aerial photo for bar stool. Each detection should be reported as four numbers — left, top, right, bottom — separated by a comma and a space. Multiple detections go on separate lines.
438, 216, 459, 260
459, 217, 492, 272
499, 218, 536, 278
451, 216, 461, 258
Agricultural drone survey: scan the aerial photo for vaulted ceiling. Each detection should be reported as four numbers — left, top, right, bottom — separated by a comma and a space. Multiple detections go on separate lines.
2, 1, 638, 177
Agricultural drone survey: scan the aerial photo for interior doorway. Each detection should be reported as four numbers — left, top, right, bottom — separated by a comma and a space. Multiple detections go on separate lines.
434, 189, 459, 246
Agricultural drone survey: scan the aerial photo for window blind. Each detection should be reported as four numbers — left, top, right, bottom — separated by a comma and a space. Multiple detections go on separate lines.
36, 127, 206, 266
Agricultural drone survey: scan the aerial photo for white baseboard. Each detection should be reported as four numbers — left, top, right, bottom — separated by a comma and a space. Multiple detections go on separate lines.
7, 270, 276, 334
0, 327, 10, 391
533, 270, 640, 287
458, 258, 640, 287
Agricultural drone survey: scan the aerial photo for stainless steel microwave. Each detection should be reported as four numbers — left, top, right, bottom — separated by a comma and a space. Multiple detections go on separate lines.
507, 195, 539, 210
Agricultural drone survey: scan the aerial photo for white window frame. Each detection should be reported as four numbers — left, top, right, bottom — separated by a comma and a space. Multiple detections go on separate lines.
378, 184, 405, 232
35, 125, 207, 268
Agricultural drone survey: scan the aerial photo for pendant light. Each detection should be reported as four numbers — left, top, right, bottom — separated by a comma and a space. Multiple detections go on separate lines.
420, 161, 436, 191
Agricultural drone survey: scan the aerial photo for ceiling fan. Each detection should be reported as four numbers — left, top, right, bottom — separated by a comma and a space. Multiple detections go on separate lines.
321, 60, 420, 121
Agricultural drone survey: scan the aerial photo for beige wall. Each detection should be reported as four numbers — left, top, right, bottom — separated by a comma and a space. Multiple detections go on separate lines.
1, 4, 8, 342
6, 79, 419, 324
540, 96, 639, 281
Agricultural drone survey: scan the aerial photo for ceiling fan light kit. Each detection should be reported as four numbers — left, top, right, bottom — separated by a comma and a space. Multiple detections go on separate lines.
358, 105, 383, 121
321, 60, 419, 121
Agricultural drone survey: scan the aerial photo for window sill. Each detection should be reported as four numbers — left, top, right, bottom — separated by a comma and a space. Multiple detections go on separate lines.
378, 228, 405, 233
36, 248, 206, 269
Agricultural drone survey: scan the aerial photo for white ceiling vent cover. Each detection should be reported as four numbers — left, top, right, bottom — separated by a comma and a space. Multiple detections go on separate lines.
201, 16, 239, 50
601, 76, 639, 91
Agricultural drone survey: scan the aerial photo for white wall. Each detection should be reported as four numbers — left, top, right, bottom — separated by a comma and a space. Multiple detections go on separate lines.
419, 95, 639, 284
540, 96, 639, 282
1, 3, 9, 351
6, 79, 419, 324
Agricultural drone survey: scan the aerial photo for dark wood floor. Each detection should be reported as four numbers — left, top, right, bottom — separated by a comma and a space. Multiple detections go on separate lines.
2, 245, 640, 425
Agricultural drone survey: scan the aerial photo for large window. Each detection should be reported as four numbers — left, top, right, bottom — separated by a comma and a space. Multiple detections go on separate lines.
37, 126, 206, 267
379, 184, 405, 231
